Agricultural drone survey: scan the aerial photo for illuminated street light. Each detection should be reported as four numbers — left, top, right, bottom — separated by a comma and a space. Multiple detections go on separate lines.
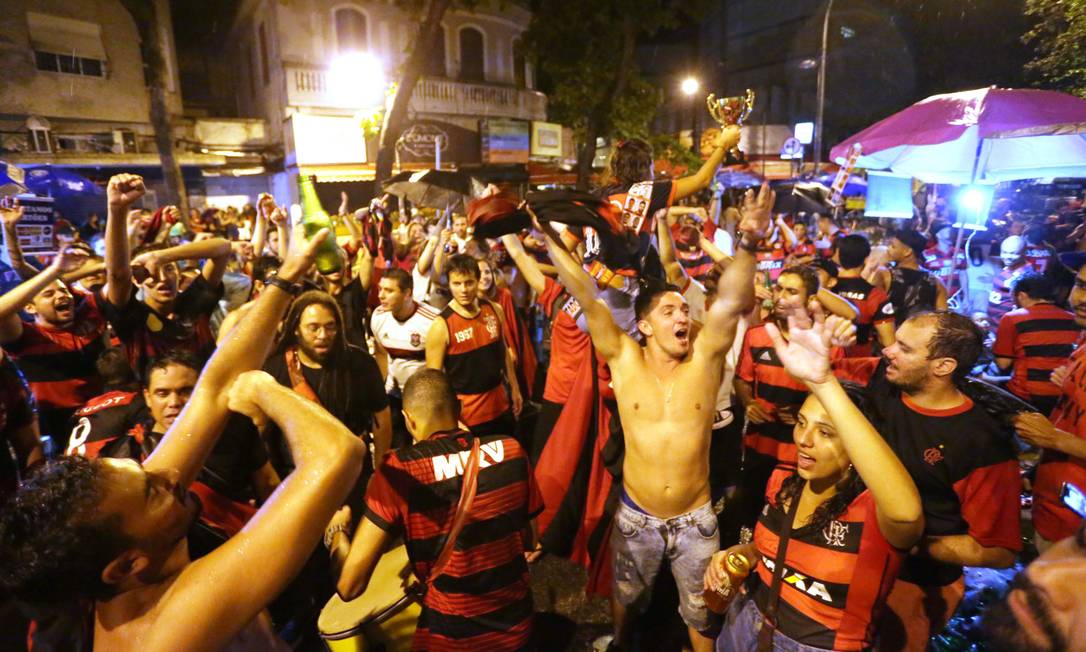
328, 51, 387, 108
681, 76, 700, 96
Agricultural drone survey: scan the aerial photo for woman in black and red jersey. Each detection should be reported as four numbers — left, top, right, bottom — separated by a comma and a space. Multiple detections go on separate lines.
707, 306, 924, 652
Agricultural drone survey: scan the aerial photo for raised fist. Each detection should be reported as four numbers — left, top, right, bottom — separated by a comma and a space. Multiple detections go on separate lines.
107, 174, 146, 207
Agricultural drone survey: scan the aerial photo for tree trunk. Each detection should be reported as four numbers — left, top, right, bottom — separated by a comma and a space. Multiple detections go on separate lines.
122, 0, 189, 219
575, 15, 638, 190
374, 0, 452, 187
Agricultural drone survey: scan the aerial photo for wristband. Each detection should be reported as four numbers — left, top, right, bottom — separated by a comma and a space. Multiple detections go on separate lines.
265, 275, 303, 295
738, 236, 760, 253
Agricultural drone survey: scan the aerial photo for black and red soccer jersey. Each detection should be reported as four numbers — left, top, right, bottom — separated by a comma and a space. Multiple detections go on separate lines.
364, 430, 543, 651
65, 390, 149, 458
100, 275, 222, 379
921, 246, 966, 286
755, 242, 789, 282
993, 302, 1080, 405
888, 267, 939, 327
1024, 244, 1055, 273
536, 278, 590, 404
4, 291, 108, 437
788, 238, 817, 259
738, 325, 844, 468
1036, 335, 1086, 541
440, 302, 509, 427
987, 264, 1030, 323
860, 362, 1021, 585
749, 468, 905, 651
833, 277, 894, 357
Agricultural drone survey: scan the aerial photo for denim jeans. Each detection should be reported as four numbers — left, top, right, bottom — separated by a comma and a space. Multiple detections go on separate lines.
716, 598, 833, 652
611, 499, 721, 633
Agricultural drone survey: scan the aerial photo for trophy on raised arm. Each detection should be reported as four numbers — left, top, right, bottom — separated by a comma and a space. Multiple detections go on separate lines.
705, 89, 756, 157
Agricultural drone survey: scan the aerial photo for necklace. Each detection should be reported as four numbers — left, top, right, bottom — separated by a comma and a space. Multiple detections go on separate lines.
653, 373, 676, 404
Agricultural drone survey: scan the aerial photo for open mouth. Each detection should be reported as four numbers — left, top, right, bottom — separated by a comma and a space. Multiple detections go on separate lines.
798, 453, 816, 469
675, 327, 689, 341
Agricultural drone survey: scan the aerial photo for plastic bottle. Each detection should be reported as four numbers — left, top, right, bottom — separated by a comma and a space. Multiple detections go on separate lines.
298, 174, 344, 274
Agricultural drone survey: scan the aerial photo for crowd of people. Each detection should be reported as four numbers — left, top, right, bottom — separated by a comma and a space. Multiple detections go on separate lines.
0, 122, 1082, 652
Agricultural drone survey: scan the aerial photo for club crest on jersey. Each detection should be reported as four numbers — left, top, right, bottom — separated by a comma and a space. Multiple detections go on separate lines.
822, 520, 850, 548
923, 445, 944, 465
484, 314, 500, 338
410, 333, 421, 347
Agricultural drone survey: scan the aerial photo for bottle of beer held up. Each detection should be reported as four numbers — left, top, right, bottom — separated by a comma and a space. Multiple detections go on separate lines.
704, 527, 754, 614
298, 174, 344, 274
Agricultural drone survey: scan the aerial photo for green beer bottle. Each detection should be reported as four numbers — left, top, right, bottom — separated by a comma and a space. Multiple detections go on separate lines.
298, 174, 344, 274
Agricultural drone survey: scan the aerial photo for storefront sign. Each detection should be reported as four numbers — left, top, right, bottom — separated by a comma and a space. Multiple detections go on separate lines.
531, 121, 563, 157
14, 195, 56, 254
481, 119, 530, 164
398, 120, 480, 164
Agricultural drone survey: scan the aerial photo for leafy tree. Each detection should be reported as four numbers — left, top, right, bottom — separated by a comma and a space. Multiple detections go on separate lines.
1022, 0, 1086, 97
522, 0, 707, 189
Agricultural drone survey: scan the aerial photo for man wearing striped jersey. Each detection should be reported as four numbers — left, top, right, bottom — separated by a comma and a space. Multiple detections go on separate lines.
371, 269, 439, 449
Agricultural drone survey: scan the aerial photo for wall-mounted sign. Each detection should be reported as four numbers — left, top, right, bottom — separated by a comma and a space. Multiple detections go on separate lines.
480, 119, 530, 164
531, 121, 563, 157
14, 195, 56, 255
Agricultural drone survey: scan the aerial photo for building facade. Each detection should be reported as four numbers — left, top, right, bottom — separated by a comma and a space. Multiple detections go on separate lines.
224, 0, 549, 204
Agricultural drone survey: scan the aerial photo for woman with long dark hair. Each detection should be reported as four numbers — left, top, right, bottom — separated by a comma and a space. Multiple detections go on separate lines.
708, 307, 923, 652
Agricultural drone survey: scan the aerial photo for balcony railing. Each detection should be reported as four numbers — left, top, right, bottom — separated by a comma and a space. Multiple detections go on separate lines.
285, 65, 547, 122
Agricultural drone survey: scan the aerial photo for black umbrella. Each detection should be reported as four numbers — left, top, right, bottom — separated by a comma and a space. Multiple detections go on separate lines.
770, 180, 833, 215
381, 169, 482, 211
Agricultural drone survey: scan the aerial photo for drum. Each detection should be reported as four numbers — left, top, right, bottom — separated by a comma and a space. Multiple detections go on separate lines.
318, 545, 422, 652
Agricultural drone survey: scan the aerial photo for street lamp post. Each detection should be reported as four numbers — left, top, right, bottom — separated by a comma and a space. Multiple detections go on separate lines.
814, 0, 835, 173
681, 76, 700, 153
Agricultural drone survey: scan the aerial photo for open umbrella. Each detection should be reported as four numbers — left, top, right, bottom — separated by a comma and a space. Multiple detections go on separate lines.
23, 165, 102, 197
381, 169, 482, 212
770, 180, 834, 214
829, 87, 1086, 184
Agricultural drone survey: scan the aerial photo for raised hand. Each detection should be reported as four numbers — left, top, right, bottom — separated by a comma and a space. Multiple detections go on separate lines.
764, 303, 854, 385
278, 222, 329, 282
130, 249, 163, 281
0, 198, 23, 227
737, 183, 774, 243
714, 124, 742, 152
107, 173, 146, 207
257, 193, 276, 220
47, 247, 90, 274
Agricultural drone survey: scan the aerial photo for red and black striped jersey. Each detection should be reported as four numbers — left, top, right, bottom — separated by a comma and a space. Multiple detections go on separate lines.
993, 303, 1080, 402
364, 430, 542, 651
787, 238, 817, 259
440, 302, 509, 427
750, 468, 904, 650
832, 277, 894, 357
4, 290, 107, 412
100, 275, 222, 379
1035, 333, 1086, 541
987, 264, 1030, 322
755, 243, 789, 282
738, 325, 844, 467
1024, 244, 1055, 273
64, 390, 149, 459
921, 246, 966, 286
536, 278, 590, 404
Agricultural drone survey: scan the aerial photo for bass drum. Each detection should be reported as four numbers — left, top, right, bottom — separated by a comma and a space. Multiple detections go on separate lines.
318, 544, 421, 652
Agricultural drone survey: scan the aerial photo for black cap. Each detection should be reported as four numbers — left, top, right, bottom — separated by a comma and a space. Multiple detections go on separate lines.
891, 229, 929, 260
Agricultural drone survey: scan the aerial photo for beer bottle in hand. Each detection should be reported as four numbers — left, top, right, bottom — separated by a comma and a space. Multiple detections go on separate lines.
298, 174, 344, 274
704, 527, 754, 615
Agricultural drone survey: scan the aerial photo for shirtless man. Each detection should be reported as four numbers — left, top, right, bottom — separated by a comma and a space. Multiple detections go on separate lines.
0, 176, 364, 652
540, 184, 773, 651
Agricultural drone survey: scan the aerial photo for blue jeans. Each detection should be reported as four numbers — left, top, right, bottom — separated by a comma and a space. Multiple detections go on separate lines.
611, 498, 721, 633
716, 598, 832, 652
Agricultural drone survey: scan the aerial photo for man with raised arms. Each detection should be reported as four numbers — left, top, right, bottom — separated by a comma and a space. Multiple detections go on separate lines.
539, 184, 774, 651
0, 174, 365, 652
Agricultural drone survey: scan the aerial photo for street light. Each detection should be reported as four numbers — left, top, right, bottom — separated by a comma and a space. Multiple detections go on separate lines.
814, 0, 835, 173
681, 77, 700, 152
328, 51, 387, 109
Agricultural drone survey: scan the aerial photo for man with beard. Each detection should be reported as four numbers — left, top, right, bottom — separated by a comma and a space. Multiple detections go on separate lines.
260, 291, 389, 477
540, 184, 772, 652
427, 253, 522, 437
844, 311, 1021, 652
370, 269, 438, 449
101, 174, 231, 379
1010, 255, 1086, 554
0, 224, 367, 652
982, 520, 1086, 652
0, 247, 108, 446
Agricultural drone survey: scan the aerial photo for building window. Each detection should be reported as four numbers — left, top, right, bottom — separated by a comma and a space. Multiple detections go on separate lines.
334, 7, 368, 53
258, 22, 270, 86
512, 38, 525, 88
29, 129, 51, 153
424, 27, 446, 77
459, 27, 484, 82
33, 50, 106, 78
